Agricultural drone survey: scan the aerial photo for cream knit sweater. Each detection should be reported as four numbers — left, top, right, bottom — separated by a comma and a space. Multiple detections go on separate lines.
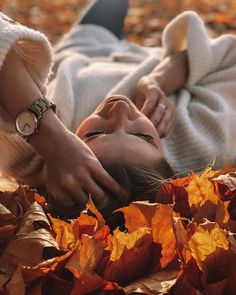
0, 11, 236, 186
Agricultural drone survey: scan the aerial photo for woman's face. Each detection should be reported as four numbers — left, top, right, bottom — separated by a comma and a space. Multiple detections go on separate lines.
76, 95, 164, 167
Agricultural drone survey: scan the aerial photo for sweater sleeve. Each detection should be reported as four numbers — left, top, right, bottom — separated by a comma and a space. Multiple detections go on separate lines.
0, 13, 52, 186
160, 11, 236, 171
0, 13, 52, 89
0, 12, 52, 133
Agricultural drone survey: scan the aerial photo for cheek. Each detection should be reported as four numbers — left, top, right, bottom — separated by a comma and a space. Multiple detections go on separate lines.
75, 125, 83, 138
75, 116, 95, 138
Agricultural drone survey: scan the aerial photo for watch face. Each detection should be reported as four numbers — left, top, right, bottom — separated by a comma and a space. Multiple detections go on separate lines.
15, 111, 38, 137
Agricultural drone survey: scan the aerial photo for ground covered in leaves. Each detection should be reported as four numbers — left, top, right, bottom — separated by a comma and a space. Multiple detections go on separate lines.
1, 0, 236, 46
1, 165, 236, 294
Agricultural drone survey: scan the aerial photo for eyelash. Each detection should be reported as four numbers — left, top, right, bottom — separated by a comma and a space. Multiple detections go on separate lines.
135, 133, 155, 144
83, 130, 105, 138
83, 130, 155, 144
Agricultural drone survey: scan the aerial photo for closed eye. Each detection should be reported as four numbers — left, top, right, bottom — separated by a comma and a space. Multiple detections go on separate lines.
83, 130, 155, 146
83, 130, 105, 139
132, 133, 155, 145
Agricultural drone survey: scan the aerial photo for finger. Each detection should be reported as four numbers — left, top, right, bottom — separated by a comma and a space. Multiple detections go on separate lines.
82, 177, 106, 202
141, 90, 159, 116
135, 92, 145, 110
92, 164, 126, 202
66, 185, 89, 208
141, 87, 164, 116
163, 114, 176, 136
150, 105, 166, 127
157, 109, 173, 138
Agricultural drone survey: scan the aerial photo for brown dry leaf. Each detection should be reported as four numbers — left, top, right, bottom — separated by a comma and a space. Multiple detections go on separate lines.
5, 266, 25, 295
169, 278, 203, 295
0, 187, 35, 218
0, 204, 18, 249
200, 247, 236, 295
123, 270, 179, 294
0, 173, 18, 192
187, 221, 229, 270
215, 201, 230, 226
0, 202, 59, 288
214, 172, 236, 191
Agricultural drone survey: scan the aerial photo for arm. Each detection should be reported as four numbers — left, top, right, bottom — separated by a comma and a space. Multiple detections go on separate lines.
0, 48, 122, 210
135, 51, 188, 137
145, 50, 188, 96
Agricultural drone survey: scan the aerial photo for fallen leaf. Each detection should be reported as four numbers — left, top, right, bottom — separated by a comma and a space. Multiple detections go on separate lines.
49, 215, 76, 251
186, 171, 219, 208
187, 222, 229, 270
99, 227, 153, 285
214, 172, 236, 191
124, 270, 179, 294
5, 266, 25, 295
119, 202, 176, 268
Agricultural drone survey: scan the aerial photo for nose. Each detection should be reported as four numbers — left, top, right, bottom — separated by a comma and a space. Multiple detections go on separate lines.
107, 100, 132, 127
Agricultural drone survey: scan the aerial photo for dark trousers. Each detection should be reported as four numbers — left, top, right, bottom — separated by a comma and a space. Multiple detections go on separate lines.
77, 0, 129, 39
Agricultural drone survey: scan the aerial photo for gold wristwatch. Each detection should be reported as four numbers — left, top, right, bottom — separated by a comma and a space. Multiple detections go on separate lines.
15, 97, 56, 141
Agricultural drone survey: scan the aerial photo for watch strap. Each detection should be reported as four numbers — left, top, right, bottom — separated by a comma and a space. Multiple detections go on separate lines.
27, 97, 56, 118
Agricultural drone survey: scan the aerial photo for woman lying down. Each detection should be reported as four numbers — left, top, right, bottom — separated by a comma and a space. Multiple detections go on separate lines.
0, 0, 236, 217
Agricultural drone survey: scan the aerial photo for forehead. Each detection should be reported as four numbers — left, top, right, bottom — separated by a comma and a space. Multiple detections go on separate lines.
85, 133, 162, 166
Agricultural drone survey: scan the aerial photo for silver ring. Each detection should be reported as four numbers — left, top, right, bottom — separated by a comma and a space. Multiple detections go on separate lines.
158, 103, 166, 112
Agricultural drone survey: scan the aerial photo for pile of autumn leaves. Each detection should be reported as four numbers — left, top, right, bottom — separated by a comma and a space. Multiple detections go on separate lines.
1, 165, 236, 295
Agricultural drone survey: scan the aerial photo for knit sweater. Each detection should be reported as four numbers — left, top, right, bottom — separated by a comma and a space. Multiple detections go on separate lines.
0, 11, 236, 186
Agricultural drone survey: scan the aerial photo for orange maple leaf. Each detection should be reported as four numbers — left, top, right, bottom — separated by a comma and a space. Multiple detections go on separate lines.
49, 215, 76, 251
119, 202, 176, 268
100, 227, 153, 285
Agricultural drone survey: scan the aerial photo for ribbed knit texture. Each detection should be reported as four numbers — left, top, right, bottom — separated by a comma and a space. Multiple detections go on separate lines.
0, 11, 236, 186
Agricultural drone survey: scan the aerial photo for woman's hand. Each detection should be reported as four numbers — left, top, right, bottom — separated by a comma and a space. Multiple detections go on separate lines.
135, 51, 188, 138
43, 126, 123, 210
135, 75, 176, 138
0, 48, 122, 212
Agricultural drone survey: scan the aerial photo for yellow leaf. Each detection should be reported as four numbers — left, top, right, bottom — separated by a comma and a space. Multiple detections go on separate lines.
110, 227, 151, 262
187, 222, 229, 270
186, 171, 219, 208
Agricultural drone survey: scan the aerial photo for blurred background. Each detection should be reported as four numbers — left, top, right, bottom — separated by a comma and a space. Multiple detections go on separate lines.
1, 0, 236, 47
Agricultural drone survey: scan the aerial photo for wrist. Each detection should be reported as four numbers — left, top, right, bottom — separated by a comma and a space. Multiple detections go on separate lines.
150, 51, 188, 96
28, 109, 69, 159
